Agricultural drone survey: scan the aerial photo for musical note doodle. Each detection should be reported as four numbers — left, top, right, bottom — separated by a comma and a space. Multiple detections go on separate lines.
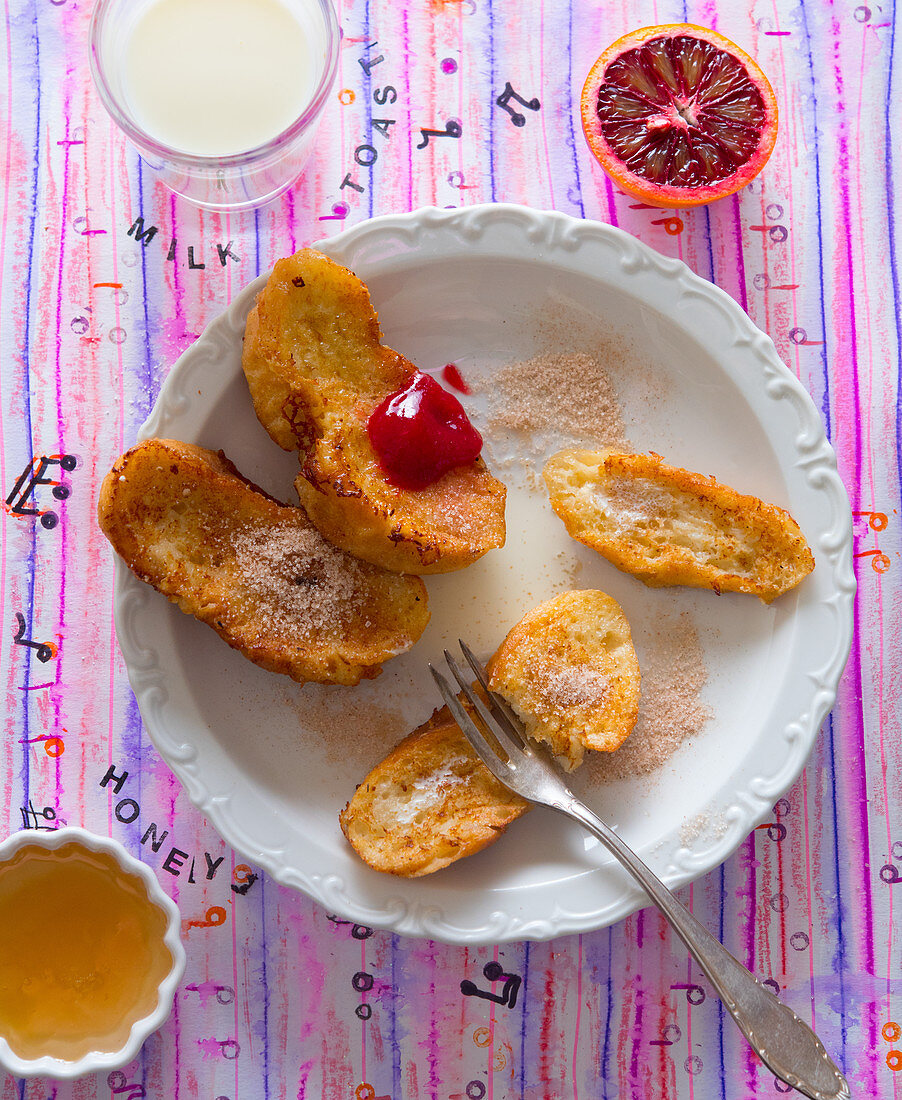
651, 215, 684, 235
417, 120, 462, 149
319, 202, 349, 221
788, 327, 825, 346
671, 982, 706, 1005
185, 905, 228, 931
650, 1023, 682, 1047
447, 170, 474, 190
108, 1071, 146, 1099
883, 1022, 902, 1071
19, 802, 62, 830
326, 914, 374, 939
353, 970, 374, 1020
754, 273, 800, 290
854, 509, 889, 531
19, 733, 65, 757
5, 454, 76, 529
355, 1084, 391, 1100
187, 981, 236, 1006
491, 1042, 512, 1072
495, 82, 540, 126
197, 1037, 241, 1060
855, 548, 891, 573
13, 613, 56, 663
230, 864, 258, 895
472, 1026, 492, 1047
460, 961, 521, 1008
756, 820, 788, 841
750, 223, 789, 243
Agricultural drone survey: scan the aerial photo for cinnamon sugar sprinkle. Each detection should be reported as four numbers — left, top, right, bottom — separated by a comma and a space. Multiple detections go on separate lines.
588, 611, 712, 783
481, 351, 631, 455
232, 522, 367, 639
529, 663, 610, 712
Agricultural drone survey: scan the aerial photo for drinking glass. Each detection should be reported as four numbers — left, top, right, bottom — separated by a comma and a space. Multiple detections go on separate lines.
89, 0, 339, 211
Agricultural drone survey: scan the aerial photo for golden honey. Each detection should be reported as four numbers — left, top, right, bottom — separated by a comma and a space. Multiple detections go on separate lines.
0, 841, 173, 1062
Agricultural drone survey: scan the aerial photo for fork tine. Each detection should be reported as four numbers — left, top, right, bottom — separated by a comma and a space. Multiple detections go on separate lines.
457, 638, 492, 693
428, 665, 514, 784
458, 640, 528, 746
442, 650, 526, 762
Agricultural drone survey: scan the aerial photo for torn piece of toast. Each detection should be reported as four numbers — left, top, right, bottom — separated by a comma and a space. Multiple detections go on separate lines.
241, 248, 506, 574
339, 704, 529, 878
544, 449, 814, 603
340, 589, 640, 876
98, 439, 429, 686
487, 590, 641, 770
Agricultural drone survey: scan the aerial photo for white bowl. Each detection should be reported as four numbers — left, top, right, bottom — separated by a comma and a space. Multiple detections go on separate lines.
0, 826, 186, 1079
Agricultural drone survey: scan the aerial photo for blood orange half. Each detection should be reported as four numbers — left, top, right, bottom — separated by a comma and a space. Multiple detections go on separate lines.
581, 24, 778, 208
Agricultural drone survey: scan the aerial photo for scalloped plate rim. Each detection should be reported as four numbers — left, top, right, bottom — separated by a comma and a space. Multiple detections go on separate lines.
116, 204, 855, 945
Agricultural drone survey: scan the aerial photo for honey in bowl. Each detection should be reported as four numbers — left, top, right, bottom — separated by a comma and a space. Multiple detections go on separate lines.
0, 841, 174, 1062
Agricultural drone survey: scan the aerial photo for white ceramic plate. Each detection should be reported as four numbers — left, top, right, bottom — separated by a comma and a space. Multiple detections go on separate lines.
118, 205, 854, 944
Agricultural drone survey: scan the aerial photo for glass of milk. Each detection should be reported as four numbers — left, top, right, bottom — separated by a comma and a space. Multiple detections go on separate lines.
90, 0, 339, 210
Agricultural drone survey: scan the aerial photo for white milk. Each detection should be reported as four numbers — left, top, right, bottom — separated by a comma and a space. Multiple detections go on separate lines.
123, 0, 316, 156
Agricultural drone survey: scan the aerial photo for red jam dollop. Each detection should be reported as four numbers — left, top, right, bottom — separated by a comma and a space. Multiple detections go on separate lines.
367, 371, 483, 490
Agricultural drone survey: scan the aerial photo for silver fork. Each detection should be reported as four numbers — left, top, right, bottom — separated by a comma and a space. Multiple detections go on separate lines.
431, 642, 850, 1100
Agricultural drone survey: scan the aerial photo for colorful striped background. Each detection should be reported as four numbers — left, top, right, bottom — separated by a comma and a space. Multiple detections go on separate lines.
1, 0, 900, 1095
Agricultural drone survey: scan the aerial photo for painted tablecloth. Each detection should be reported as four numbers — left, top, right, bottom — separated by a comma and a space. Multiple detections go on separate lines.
1, 0, 900, 1096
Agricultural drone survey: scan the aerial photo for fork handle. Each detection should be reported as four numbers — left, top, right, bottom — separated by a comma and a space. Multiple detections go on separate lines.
563, 799, 849, 1100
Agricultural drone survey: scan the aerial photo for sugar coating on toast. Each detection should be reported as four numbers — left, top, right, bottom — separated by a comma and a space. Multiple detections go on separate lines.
488, 589, 641, 769
241, 247, 506, 574
543, 448, 815, 603
339, 705, 529, 877
98, 438, 430, 685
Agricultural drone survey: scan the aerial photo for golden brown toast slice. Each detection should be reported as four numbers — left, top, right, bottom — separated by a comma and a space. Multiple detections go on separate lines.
338, 704, 529, 878
98, 439, 430, 686
544, 449, 814, 603
487, 589, 640, 769
340, 590, 640, 876
242, 248, 506, 574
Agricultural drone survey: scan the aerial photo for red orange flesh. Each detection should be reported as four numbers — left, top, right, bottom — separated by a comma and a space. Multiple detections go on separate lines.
581, 24, 778, 208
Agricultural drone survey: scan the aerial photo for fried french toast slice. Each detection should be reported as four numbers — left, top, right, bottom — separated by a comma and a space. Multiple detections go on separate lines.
340, 590, 640, 876
544, 449, 815, 603
339, 704, 529, 878
242, 248, 506, 574
98, 439, 429, 686
487, 589, 641, 770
